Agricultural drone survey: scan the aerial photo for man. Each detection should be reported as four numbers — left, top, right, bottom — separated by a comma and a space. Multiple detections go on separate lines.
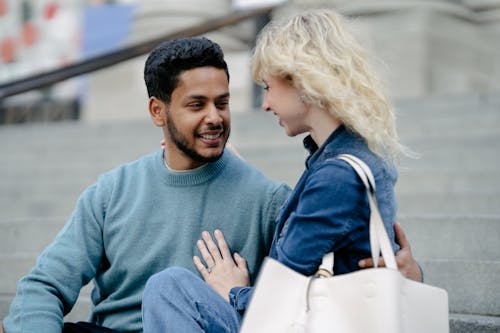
1, 37, 420, 333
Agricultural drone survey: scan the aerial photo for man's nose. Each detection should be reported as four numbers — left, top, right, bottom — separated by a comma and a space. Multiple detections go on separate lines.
205, 104, 223, 124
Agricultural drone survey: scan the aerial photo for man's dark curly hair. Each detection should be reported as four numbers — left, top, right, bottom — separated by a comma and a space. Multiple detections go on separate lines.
144, 37, 229, 104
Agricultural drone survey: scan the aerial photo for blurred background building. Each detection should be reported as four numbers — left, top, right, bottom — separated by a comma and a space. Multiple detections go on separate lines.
1, 0, 499, 122
0, 1, 499, 332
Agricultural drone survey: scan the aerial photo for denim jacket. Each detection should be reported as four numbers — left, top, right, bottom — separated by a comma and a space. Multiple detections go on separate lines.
230, 125, 399, 312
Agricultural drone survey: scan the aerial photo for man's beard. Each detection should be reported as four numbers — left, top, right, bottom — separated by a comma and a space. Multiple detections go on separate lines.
166, 113, 227, 164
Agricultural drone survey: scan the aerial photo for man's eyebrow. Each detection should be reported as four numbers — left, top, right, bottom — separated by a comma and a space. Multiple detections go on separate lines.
186, 95, 207, 100
217, 93, 230, 99
185, 93, 230, 101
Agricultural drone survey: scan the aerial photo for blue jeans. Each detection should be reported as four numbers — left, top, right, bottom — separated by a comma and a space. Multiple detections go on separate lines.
142, 267, 242, 333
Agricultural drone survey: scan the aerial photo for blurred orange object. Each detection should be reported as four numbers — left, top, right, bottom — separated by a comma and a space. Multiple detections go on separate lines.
44, 2, 58, 20
22, 22, 38, 46
0, 0, 7, 16
0, 37, 16, 63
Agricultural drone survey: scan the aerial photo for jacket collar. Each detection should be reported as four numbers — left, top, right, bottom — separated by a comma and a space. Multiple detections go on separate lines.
303, 125, 367, 169
303, 124, 346, 169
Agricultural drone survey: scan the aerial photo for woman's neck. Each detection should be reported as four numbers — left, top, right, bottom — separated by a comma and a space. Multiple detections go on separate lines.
308, 107, 342, 147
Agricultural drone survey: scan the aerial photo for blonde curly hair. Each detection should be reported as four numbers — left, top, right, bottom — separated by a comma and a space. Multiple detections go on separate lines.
251, 9, 408, 161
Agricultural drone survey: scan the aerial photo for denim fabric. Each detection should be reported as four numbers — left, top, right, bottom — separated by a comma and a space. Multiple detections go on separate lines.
62, 322, 118, 332
269, 125, 399, 275
233, 125, 399, 310
142, 267, 242, 333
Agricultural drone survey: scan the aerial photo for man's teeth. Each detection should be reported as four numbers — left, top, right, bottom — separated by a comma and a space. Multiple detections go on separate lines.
201, 132, 222, 140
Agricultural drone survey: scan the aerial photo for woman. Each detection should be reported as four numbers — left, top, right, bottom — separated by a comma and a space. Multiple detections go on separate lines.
142, 9, 416, 332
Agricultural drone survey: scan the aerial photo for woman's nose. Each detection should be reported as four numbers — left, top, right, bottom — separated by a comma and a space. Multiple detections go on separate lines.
262, 99, 271, 112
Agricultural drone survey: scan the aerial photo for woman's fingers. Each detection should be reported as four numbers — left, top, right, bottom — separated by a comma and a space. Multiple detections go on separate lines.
196, 230, 242, 275
214, 229, 232, 260
233, 252, 248, 273
197, 238, 216, 269
201, 231, 223, 262
193, 255, 210, 279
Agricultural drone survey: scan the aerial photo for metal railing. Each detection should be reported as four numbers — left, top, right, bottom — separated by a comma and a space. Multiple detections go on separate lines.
0, 5, 277, 100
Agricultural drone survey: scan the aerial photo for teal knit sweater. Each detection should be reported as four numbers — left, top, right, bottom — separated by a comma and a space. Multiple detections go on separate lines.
4, 149, 290, 333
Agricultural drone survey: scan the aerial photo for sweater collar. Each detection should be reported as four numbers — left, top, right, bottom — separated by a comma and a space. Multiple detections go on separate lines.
156, 149, 230, 186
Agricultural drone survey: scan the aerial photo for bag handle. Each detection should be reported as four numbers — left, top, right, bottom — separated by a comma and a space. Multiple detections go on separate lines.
336, 154, 397, 270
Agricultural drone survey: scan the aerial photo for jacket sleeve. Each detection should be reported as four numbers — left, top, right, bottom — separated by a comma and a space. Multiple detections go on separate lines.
3, 177, 110, 333
273, 160, 365, 276
229, 286, 254, 312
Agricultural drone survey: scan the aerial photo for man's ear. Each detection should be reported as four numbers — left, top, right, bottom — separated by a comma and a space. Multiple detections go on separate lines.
149, 97, 167, 127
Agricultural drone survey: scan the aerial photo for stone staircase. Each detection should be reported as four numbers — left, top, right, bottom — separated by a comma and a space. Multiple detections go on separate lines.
1, 92, 499, 331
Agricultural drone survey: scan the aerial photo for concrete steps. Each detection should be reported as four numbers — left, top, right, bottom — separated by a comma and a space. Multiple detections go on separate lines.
399, 215, 500, 316
397, 192, 500, 215
0, 92, 499, 330
450, 313, 500, 333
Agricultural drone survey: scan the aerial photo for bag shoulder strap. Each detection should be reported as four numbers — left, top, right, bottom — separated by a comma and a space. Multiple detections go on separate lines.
336, 154, 397, 270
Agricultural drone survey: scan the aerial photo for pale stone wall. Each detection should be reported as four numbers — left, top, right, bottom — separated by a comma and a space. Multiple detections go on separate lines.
83, 0, 258, 122
275, 0, 500, 99
2, 1, 499, 121
82, 0, 500, 121
82, 51, 254, 122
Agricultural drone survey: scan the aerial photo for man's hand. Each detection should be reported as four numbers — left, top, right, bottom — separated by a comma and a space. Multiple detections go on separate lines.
193, 230, 250, 301
1, 319, 5, 333
358, 223, 423, 282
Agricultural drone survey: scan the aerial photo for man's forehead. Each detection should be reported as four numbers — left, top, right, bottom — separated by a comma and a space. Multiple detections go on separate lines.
178, 66, 228, 83
174, 67, 229, 99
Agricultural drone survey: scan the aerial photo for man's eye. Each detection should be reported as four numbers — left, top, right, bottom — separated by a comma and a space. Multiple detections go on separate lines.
188, 103, 203, 109
263, 85, 269, 91
217, 101, 229, 108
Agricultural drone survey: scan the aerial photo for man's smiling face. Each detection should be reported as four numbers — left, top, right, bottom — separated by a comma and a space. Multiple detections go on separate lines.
162, 66, 231, 169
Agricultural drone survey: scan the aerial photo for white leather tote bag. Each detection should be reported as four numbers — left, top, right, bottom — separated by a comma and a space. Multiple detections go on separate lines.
239, 154, 449, 333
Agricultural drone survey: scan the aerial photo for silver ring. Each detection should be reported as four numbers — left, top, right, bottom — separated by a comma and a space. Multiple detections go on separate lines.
207, 265, 215, 273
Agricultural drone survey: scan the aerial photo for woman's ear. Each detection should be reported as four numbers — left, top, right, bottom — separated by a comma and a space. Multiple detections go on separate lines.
149, 97, 167, 127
